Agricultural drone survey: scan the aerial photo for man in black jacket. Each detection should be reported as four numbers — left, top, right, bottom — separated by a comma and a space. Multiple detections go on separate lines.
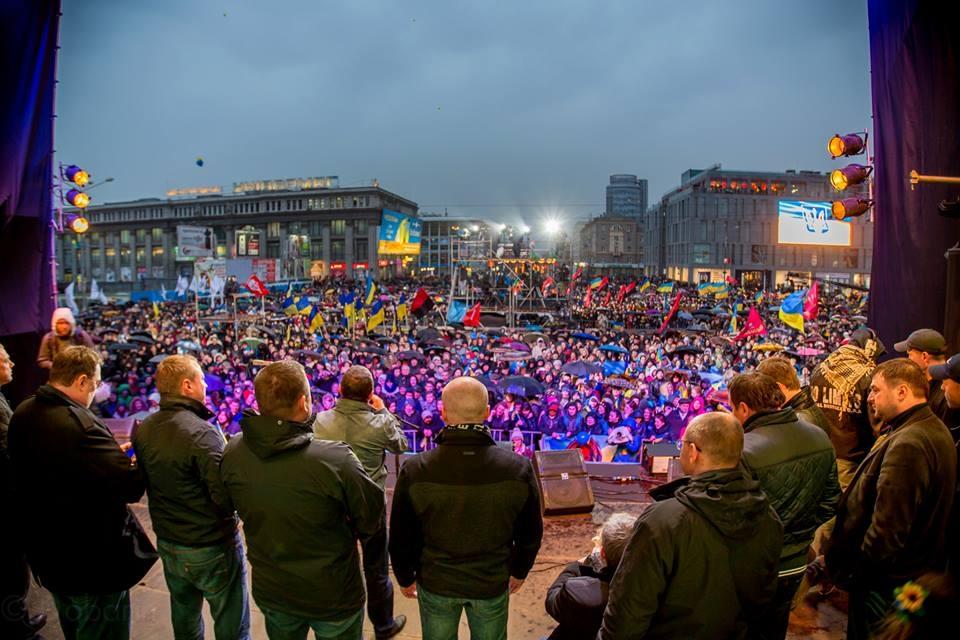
389, 376, 543, 640
825, 359, 957, 640
221, 360, 383, 640
544, 512, 636, 640
133, 354, 249, 640
8, 346, 155, 640
757, 356, 832, 435
730, 372, 839, 640
895, 328, 960, 431
599, 412, 783, 639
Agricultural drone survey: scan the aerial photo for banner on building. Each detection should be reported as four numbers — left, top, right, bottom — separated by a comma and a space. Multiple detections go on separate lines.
176, 225, 214, 257
378, 209, 422, 255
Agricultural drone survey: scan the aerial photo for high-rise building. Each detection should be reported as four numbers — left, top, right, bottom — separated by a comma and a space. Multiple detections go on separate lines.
643, 165, 873, 289
605, 174, 648, 217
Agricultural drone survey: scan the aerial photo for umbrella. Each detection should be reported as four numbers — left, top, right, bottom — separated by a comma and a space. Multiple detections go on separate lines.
177, 340, 201, 352
204, 373, 225, 392
355, 346, 387, 356
668, 346, 703, 357
571, 332, 600, 341
498, 376, 545, 398
504, 341, 531, 352
599, 344, 629, 355
472, 376, 500, 393
423, 344, 449, 354
107, 342, 140, 352
375, 336, 398, 344
677, 311, 694, 321
128, 335, 154, 345
692, 309, 714, 318
97, 327, 120, 337
522, 332, 548, 345
130, 330, 154, 339
417, 328, 441, 341
396, 350, 422, 361
240, 337, 265, 349
561, 361, 602, 378
687, 323, 711, 332
148, 354, 168, 364
708, 336, 734, 349
753, 343, 785, 352
603, 377, 635, 390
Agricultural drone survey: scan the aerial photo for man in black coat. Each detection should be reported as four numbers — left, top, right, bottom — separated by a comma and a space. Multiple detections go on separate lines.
389, 376, 543, 640
544, 512, 636, 640
730, 372, 840, 640
825, 359, 957, 640
221, 360, 383, 640
8, 346, 155, 640
599, 412, 783, 639
894, 328, 960, 432
133, 354, 249, 640
0, 343, 46, 639
757, 356, 832, 435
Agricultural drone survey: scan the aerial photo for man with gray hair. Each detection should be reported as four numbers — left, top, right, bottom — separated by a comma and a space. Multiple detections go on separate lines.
313, 364, 408, 640
600, 413, 783, 639
544, 512, 637, 639
389, 376, 543, 639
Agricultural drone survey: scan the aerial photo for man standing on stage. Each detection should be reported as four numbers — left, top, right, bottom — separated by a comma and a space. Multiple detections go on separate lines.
313, 365, 408, 639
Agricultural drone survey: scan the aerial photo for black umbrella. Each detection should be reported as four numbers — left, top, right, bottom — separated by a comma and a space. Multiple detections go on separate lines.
417, 327, 441, 341
130, 330, 154, 338
294, 349, 325, 360
396, 350, 423, 361
668, 346, 703, 357
148, 354, 168, 364
375, 336, 398, 344
129, 335, 154, 345
472, 376, 500, 394
498, 376, 545, 398
423, 344, 450, 354
355, 346, 387, 356
108, 342, 140, 352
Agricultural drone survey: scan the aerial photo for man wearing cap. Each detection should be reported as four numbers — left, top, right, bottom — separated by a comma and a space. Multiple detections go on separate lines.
929, 352, 960, 579
895, 328, 960, 431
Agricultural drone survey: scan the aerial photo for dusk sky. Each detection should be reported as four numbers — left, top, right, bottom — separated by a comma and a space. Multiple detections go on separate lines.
56, 0, 871, 229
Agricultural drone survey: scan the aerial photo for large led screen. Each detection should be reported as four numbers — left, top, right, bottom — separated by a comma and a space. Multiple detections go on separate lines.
378, 209, 423, 255
777, 200, 851, 247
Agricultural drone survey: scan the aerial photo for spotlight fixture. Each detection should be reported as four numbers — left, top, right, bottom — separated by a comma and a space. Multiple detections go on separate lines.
64, 164, 90, 187
66, 214, 89, 234
65, 188, 90, 208
827, 133, 867, 159
830, 164, 873, 190
831, 197, 874, 220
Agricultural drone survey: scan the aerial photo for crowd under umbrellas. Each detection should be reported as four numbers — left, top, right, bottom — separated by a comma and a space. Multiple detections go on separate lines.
78, 279, 865, 461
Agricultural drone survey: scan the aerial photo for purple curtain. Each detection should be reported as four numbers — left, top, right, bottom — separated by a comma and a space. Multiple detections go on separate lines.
1, 0, 60, 403
867, 0, 960, 349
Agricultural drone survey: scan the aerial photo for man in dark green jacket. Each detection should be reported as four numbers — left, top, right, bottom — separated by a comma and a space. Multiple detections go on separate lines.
222, 360, 383, 640
825, 359, 956, 640
730, 372, 840, 640
133, 355, 248, 640
599, 412, 783, 639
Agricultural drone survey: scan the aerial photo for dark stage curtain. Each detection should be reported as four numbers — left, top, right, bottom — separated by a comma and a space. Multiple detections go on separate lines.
867, 0, 960, 350
1, 0, 61, 402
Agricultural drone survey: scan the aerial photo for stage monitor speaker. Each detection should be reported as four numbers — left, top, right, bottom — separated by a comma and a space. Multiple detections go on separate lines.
644, 442, 679, 475
533, 450, 594, 515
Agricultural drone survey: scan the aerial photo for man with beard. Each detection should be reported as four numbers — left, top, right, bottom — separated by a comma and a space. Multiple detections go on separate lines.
894, 328, 960, 432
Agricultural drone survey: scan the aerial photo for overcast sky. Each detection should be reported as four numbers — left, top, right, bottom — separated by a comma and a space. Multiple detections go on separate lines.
57, 0, 871, 229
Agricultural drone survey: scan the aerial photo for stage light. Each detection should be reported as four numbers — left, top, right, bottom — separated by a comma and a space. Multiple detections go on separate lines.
831, 197, 873, 220
544, 218, 562, 235
64, 165, 90, 187
827, 133, 866, 159
67, 214, 89, 234
66, 188, 90, 208
830, 164, 873, 190
518, 224, 530, 234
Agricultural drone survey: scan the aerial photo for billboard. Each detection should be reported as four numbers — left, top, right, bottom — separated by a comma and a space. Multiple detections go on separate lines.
777, 200, 851, 247
177, 225, 214, 257
378, 209, 422, 255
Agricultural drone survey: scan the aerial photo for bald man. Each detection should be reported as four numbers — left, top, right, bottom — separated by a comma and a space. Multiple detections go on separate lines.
389, 377, 543, 640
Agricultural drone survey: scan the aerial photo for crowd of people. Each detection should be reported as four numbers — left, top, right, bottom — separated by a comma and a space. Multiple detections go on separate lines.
1, 274, 959, 640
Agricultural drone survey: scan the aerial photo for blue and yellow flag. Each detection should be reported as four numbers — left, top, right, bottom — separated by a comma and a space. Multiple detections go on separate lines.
296, 296, 312, 316
639, 278, 651, 292
657, 281, 675, 294
308, 304, 325, 333
339, 291, 356, 319
779, 290, 806, 333
364, 277, 378, 307
396, 293, 407, 322
282, 294, 298, 316
754, 290, 764, 306
367, 300, 385, 330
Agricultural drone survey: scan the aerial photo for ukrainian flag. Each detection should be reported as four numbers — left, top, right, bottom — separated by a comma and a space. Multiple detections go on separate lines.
308, 304, 325, 333
296, 296, 312, 316
657, 281, 675, 294
396, 293, 407, 322
697, 282, 712, 295
367, 300, 385, 330
340, 291, 356, 320
639, 278, 651, 292
779, 290, 806, 333
364, 277, 378, 307
754, 290, 764, 306
282, 294, 298, 317
715, 284, 729, 299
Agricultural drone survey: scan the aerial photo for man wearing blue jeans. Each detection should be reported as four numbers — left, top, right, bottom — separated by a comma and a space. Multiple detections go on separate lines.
389, 377, 543, 640
133, 355, 250, 639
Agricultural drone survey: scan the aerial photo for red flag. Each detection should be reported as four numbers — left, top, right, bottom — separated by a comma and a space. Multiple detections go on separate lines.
617, 280, 637, 303
803, 281, 819, 321
602, 289, 613, 306
541, 277, 555, 295
584, 287, 593, 308
571, 266, 583, 282
244, 274, 269, 297
615, 284, 627, 304
734, 307, 768, 341
658, 292, 684, 334
411, 287, 434, 318
725, 274, 739, 286
463, 302, 482, 327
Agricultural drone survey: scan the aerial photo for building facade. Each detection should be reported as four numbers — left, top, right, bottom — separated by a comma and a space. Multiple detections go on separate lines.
605, 174, 648, 217
643, 166, 873, 289
57, 182, 418, 290
579, 214, 644, 274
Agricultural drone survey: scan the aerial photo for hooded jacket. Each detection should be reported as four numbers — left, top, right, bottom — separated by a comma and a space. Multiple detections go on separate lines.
741, 407, 840, 574
36, 307, 95, 369
599, 469, 783, 640
221, 412, 383, 621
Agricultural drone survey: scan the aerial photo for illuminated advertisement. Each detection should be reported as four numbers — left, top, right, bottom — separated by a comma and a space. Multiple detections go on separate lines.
777, 200, 851, 247
378, 209, 422, 255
